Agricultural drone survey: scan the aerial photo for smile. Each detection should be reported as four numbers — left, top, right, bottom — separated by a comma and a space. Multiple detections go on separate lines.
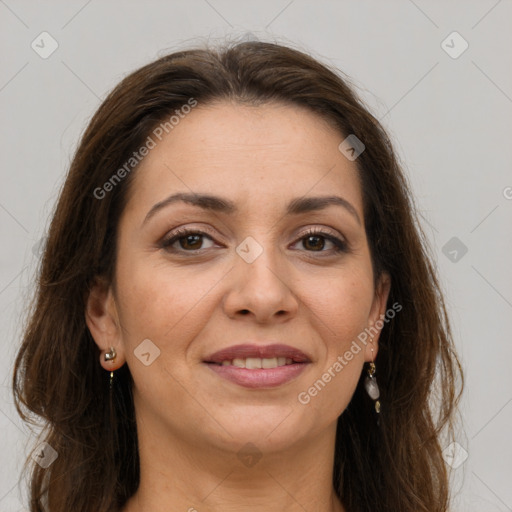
205, 362, 309, 388
215, 357, 295, 368
203, 343, 311, 388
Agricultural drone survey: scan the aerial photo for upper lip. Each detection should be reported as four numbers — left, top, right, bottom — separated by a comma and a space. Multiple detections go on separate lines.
204, 343, 311, 364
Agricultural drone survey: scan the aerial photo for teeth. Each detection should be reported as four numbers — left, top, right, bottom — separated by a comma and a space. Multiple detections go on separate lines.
220, 357, 295, 368
246, 357, 261, 369
262, 357, 278, 369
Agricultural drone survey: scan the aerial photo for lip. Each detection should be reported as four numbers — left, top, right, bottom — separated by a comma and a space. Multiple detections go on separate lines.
203, 343, 311, 389
204, 343, 311, 364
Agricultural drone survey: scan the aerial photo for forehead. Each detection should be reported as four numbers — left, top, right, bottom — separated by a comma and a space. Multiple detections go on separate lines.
125, 101, 363, 218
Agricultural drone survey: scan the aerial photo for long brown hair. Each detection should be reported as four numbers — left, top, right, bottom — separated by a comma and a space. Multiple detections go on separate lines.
13, 40, 463, 512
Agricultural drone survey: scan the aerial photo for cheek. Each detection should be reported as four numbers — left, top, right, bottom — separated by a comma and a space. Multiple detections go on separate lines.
113, 250, 227, 351
113, 253, 218, 406
303, 265, 374, 346
295, 267, 374, 417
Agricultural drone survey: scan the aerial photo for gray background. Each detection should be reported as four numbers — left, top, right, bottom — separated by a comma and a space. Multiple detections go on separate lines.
1, 1, 511, 511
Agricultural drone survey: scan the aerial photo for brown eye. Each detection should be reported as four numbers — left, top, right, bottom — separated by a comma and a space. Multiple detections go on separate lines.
178, 234, 203, 250
291, 229, 348, 254
161, 229, 216, 252
303, 235, 326, 251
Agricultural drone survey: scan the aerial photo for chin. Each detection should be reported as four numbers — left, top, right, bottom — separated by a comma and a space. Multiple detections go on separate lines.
205, 405, 313, 453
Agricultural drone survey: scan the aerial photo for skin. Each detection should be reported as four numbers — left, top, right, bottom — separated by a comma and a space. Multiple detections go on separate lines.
86, 101, 391, 512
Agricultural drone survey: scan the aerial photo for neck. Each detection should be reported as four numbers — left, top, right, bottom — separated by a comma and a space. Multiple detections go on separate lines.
121, 405, 345, 512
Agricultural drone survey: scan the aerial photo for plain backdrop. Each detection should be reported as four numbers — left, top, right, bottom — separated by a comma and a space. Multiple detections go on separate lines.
1, 1, 511, 511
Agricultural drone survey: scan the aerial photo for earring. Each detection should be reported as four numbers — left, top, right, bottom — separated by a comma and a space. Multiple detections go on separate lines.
364, 344, 381, 414
104, 347, 117, 389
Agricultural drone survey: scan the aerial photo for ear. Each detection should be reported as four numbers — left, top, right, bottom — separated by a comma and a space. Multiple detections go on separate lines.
364, 272, 391, 362
85, 277, 126, 371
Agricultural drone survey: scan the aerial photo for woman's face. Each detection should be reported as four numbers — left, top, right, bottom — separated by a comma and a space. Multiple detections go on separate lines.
90, 101, 390, 455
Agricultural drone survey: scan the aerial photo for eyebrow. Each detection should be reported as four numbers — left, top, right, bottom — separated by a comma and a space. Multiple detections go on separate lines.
143, 192, 361, 225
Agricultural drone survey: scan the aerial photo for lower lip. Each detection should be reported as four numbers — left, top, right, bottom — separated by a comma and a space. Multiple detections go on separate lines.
205, 363, 309, 388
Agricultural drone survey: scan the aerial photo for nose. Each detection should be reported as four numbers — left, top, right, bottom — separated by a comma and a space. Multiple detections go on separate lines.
222, 243, 299, 323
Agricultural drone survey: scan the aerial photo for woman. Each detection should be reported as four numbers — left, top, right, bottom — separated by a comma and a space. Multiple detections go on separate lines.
13, 40, 463, 512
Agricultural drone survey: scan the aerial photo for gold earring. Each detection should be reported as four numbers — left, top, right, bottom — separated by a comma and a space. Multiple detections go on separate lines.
104, 347, 117, 389
364, 343, 381, 414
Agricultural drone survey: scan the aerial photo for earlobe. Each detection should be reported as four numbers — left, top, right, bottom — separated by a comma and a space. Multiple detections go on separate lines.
364, 272, 392, 362
85, 277, 125, 370
371, 272, 391, 327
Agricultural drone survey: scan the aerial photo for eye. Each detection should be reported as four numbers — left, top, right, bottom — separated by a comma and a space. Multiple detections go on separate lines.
159, 227, 348, 255
292, 228, 347, 254
160, 228, 217, 252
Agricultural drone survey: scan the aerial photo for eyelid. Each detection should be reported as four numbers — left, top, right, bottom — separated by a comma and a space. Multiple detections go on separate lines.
159, 225, 221, 250
295, 225, 345, 241
159, 224, 348, 253
291, 226, 348, 253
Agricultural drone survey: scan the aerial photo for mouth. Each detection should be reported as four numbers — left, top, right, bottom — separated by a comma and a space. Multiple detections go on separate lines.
203, 343, 311, 388
209, 356, 299, 369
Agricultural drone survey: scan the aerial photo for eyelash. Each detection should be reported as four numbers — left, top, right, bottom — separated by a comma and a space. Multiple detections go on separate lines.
159, 227, 348, 255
